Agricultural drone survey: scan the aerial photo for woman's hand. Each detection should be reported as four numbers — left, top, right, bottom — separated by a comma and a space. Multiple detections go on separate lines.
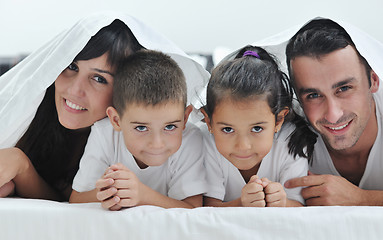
0, 148, 29, 191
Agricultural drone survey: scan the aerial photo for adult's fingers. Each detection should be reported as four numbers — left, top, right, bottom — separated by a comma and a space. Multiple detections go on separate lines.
284, 175, 324, 188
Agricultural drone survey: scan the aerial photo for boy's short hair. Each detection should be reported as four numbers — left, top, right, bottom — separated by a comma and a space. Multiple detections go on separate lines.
113, 49, 187, 116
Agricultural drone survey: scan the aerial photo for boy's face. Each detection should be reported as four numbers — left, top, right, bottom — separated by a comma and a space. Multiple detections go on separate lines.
107, 102, 191, 168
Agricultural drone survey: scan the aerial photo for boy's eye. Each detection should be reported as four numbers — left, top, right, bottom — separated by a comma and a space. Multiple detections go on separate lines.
222, 127, 234, 133
164, 125, 177, 131
135, 126, 147, 132
252, 126, 263, 133
93, 75, 108, 84
67, 62, 78, 71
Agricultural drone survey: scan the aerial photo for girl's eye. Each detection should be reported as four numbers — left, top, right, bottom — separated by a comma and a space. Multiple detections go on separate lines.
67, 62, 78, 71
222, 127, 234, 134
164, 125, 177, 131
135, 126, 147, 132
93, 75, 108, 84
252, 126, 263, 133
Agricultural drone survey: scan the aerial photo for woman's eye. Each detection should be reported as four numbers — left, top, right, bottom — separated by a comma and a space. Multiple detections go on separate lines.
164, 125, 177, 131
93, 75, 108, 84
252, 126, 263, 133
222, 127, 234, 133
135, 126, 147, 132
67, 62, 78, 71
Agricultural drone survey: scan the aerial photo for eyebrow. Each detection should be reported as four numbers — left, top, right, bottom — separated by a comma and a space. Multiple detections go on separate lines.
91, 68, 114, 77
216, 121, 268, 126
298, 77, 356, 96
130, 120, 182, 125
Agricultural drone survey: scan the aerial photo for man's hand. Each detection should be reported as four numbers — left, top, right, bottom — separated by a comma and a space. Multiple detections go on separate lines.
284, 172, 365, 206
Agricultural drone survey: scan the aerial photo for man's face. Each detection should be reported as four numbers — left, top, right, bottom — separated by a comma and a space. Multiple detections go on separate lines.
291, 46, 379, 151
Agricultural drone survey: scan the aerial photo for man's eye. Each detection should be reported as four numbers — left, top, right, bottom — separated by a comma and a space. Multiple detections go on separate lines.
338, 86, 351, 93
307, 93, 319, 99
135, 126, 147, 132
222, 127, 234, 133
164, 125, 176, 131
252, 126, 263, 133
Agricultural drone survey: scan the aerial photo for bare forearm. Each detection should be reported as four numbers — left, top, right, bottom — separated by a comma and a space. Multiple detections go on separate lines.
69, 189, 99, 203
286, 199, 304, 207
12, 153, 62, 201
359, 190, 383, 206
140, 185, 202, 208
204, 196, 242, 207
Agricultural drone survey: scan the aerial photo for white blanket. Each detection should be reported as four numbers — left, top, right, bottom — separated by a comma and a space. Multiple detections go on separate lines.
1, 198, 382, 240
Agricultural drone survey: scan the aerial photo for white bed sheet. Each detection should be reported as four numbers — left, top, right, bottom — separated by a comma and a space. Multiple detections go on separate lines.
1, 198, 382, 240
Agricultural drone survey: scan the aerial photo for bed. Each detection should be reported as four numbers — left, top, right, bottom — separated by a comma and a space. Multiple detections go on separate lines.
1, 198, 382, 240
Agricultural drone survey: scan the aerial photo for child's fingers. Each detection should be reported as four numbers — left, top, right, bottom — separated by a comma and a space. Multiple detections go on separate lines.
104, 169, 134, 180
265, 190, 286, 203
264, 182, 283, 194
118, 197, 139, 208
96, 186, 117, 201
96, 178, 114, 190
244, 181, 264, 194
260, 177, 271, 188
109, 163, 129, 171
100, 195, 120, 210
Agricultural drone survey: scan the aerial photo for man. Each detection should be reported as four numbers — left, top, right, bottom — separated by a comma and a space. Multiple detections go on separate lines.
283, 19, 383, 206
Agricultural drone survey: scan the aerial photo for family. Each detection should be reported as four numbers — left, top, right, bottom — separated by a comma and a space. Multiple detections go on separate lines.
0, 12, 382, 209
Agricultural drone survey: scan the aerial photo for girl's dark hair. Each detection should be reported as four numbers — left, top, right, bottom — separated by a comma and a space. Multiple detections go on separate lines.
16, 20, 143, 200
204, 45, 317, 161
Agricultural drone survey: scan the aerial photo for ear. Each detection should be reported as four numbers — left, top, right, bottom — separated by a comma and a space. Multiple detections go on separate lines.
106, 106, 122, 131
200, 107, 212, 132
182, 105, 194, 129
275, 108, 289, 133
370, 70, 380, 93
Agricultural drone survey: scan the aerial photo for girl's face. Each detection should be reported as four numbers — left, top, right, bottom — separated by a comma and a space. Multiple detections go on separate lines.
55, 53, 114, 130
205, 97, 286, 171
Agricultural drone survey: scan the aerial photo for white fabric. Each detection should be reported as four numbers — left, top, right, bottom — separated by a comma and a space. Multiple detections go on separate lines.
73, 119, 207, 200
3, 198, 383, 240
203, 123, 307, 204
311, 93, 383, 190
0, 11, 210, 149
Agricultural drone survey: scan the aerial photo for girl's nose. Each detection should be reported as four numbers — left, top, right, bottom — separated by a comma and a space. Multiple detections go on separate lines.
235, 135, 252, 151
67, 76, 87, 97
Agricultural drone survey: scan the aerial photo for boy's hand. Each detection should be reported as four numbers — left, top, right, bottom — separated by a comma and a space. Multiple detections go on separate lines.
261, 177, 287, 207
96, 167, 120, 210
103, 163, 146, 208
241, 175, 266, 207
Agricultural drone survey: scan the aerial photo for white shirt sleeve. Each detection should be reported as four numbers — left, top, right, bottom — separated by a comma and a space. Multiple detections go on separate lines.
72, 118, 114, 192
167, 123, 208, 200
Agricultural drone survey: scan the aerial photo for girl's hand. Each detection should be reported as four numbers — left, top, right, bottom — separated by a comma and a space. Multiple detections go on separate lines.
0, 148, 29, 189
241, 175, 266, 207
261, 178, 287, 207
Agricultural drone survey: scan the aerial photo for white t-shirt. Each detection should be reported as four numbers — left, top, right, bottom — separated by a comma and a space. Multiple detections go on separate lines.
73, 118, 207, 200
203, 123, 307, 204
310, 92, 383, 190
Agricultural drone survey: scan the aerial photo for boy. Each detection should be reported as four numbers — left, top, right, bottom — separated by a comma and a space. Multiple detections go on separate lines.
69, 50, 207, 210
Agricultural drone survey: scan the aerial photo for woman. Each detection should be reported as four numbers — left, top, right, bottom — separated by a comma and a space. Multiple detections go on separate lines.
0, 12, 209, 201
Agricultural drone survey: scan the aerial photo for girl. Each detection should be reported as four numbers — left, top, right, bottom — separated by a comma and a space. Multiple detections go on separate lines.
0, 12, 209, 201
201, 45, 317, 207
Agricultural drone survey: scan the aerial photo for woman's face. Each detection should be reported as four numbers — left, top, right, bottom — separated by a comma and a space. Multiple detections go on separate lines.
55, 53, 114, 130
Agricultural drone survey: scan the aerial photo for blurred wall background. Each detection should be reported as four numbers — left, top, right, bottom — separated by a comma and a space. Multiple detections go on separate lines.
1, 0, 382, 74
